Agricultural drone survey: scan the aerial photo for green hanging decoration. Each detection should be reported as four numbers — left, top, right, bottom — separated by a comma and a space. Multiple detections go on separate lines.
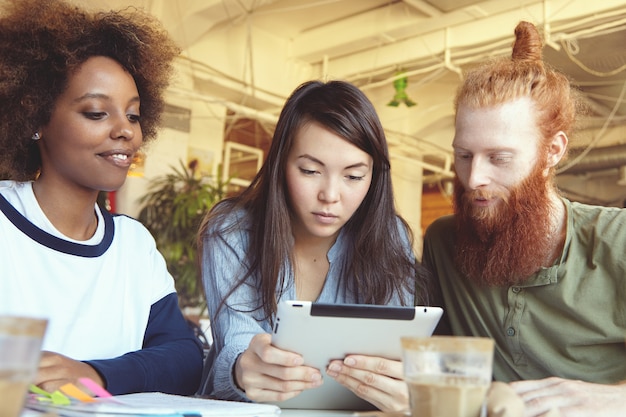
387, 72, 416, 107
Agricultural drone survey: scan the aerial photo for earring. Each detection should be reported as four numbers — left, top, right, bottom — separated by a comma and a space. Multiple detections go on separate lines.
31, 132, 40, 141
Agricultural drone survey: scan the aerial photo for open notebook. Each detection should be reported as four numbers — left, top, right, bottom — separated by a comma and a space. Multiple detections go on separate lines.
26, 391, 279, 417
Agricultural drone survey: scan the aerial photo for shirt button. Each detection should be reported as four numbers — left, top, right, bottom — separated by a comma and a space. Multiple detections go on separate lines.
512, 287, 521, 293
506, 327, 516, 336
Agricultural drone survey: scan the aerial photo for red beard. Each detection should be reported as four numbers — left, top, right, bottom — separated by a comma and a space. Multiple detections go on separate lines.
453, 164, 554, 286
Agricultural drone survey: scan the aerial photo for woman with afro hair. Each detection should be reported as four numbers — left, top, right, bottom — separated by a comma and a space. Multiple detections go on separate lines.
0, 0, 203, 395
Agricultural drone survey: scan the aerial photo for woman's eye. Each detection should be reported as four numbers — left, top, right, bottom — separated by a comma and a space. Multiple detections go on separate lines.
128, 114, 141, 123
347, 175, 365, 181
299, 168, 317, 175
83, 112, 107, 120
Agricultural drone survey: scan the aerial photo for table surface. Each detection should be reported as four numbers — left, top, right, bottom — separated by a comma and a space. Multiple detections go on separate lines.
23, 405, 403, 417
23, 408, 401, 417
280, 410, 403, 417
280, 410, 359, 417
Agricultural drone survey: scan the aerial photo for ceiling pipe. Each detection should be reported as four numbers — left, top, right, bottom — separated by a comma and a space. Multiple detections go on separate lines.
444, 27, 462, 76
168, 87, 279, 125
543, 0, 561, 50
559, 144, 626, 175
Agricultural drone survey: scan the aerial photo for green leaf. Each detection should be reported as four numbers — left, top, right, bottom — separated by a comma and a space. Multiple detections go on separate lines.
136, 159, 229, 309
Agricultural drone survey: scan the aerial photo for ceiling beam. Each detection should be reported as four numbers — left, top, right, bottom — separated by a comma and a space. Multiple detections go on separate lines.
289, 0, 544, 63
309, 0, 626, 83
161, 0, 282, 48
401, 0, 442, 17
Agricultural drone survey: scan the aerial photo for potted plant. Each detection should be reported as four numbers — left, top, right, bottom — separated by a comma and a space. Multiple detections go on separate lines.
137, 159, 228, 311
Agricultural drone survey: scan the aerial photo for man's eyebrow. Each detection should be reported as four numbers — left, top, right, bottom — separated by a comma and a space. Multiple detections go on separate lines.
453, 145, 517, 153
485, 147, 517, 153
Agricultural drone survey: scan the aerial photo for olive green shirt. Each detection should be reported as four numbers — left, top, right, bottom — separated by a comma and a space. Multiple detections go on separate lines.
423, 198, 626, 383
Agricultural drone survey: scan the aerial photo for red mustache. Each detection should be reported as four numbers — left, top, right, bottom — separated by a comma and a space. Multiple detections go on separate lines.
463, 188, 508, 204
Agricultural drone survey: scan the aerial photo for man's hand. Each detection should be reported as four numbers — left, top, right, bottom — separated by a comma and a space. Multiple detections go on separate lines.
235, 333, 322, 402
487, 381, 525, 417
511, 377, 626, 417
326, 355, 408, 412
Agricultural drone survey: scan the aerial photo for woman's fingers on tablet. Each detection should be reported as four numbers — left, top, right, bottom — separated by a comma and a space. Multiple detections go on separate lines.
261, 361, 323, 387
242, 364, 323, 402
238, 333, 323, 401
326, 356, 409, 412
244, 371, 319, 401
250, 333, 305, 366
333, 355, 404, 379
244, 380, 303, 402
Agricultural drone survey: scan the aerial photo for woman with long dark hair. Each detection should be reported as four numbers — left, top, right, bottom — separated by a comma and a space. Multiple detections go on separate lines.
198, 80, 431, 411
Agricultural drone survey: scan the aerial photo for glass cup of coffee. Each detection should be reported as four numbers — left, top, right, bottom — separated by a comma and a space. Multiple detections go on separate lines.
0, 316, 48, 417
401, 336, 494, 417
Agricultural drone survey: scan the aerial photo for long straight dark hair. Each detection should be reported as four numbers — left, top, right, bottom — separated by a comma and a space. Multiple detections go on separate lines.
199, 80, 430, 322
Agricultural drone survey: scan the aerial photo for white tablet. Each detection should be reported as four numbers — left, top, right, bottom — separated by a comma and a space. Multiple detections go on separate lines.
270, 300, 443, 410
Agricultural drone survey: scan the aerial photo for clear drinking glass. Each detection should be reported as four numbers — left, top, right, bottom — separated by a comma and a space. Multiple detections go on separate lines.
0, 316, 47, 417
402, 336, 494, 417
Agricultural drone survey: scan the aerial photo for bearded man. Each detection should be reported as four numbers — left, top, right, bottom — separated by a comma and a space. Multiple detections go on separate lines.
423, 21, 626, 417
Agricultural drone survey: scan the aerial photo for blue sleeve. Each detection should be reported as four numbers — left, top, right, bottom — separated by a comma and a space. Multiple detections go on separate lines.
199, 217, 271, 401
86, 292, 204, 395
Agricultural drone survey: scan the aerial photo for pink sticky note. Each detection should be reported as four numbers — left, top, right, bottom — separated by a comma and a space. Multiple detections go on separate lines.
79, 377, 113, 398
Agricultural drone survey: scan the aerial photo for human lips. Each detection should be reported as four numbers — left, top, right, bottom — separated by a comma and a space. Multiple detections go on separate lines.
97, 149, 134, 168
312, 211, 338, 224
473, 195, 492, 207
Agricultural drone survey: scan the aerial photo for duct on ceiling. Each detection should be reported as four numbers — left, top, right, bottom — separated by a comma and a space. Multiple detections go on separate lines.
559, 144, 626, 175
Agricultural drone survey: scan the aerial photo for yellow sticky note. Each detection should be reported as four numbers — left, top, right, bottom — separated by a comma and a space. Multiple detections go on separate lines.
60, 383, 96, 402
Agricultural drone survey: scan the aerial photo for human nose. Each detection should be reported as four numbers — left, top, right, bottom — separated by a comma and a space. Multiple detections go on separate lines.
318, 177, 340, 203
466, 157, 491, 190
111, 116, 137, 141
